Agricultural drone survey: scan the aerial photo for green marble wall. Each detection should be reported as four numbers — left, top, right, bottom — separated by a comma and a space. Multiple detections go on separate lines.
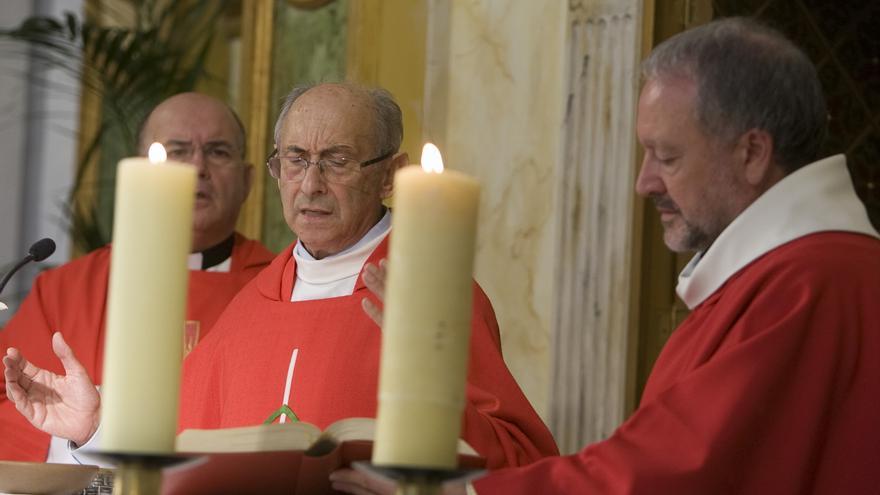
261, 0, 349, 253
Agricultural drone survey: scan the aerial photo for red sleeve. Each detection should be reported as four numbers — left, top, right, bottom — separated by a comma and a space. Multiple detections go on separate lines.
0, 250, 109, 461
473, 245, 880, 493
0, 240, 270, 461
0, 273, 58, 461
461, 284, 559, 468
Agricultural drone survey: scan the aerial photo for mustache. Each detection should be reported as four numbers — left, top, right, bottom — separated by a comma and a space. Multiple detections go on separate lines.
651, 195, 679, 212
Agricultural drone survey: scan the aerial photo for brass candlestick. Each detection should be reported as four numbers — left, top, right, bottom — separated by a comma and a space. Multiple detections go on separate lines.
92, 451, 193, 495
113, 460, 161, 495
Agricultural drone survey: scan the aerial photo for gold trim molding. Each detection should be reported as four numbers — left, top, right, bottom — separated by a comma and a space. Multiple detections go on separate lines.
236, 0, 275, 240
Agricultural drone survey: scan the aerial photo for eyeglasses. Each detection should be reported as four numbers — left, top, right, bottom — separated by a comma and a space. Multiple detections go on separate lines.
266, 149, 393, 182
165, 143, 242, 169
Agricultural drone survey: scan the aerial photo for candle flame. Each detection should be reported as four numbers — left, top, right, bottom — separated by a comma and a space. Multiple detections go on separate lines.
148, 142, 167, 164
420, 143, 444, 173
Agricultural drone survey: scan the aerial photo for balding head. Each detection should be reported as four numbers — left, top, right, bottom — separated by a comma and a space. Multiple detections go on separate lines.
139, 92, 246, 157
140, 92, 253, 252
273, 82, 403, 159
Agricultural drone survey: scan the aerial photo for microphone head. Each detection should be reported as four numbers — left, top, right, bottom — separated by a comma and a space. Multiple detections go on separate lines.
28, 238, 56, 262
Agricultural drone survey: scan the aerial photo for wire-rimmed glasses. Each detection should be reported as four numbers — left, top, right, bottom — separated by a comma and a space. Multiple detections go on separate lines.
266, 149, 393, 182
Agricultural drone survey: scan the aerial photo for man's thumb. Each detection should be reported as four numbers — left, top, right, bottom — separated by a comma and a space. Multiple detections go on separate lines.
52, 332, 87, 377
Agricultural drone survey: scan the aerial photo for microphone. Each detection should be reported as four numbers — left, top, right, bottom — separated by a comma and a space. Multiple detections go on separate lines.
0, 238, 56, 297
28, 238, 56, 262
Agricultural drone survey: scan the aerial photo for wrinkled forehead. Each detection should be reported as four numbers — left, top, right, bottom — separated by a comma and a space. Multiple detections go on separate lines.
142, 102, 242, 152
279, 89, 379, 153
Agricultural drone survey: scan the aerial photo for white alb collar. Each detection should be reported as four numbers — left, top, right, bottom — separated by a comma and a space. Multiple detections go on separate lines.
676, 154, 879, 309
293, 210, 392, 284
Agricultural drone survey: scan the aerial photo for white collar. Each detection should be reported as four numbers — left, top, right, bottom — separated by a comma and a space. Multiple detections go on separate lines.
293, 210, 392, 284
186, 253, 231, 272
676, 154, 879, 309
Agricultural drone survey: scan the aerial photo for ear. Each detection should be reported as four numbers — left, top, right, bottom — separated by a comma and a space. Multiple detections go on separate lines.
738, 129, 778, 187
380, 151, 408, 199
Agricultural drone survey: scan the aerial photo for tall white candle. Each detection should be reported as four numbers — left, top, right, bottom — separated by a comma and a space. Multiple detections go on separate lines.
373, 143, 481, 469
100, 143, 196, 453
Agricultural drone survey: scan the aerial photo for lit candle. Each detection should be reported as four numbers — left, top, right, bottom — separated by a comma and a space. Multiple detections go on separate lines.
373, 143, 481, 468
100, 143, 196, 454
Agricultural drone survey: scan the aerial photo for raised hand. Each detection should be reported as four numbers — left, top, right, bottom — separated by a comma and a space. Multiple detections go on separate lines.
3, 332, 100, 446
361, 259, 387, 328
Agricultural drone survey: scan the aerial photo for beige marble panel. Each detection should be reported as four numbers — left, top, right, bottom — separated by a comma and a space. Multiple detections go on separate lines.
425, 0, 569, 420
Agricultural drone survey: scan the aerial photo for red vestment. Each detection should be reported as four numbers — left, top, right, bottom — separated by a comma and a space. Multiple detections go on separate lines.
0, 234, 274, 461
178, 237, 559, 468
474, 156, 880, 493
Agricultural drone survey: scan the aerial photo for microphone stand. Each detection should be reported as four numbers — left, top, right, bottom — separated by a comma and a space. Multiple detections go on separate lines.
0, 254, 36, 297
0, 238, 56, 308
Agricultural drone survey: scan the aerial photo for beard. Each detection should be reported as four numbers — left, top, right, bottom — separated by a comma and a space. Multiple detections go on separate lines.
653, 195, 725, 253
664, 216, 715, 253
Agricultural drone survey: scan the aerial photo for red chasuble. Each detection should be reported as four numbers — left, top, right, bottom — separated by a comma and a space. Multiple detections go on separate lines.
178, 237, 559, 468
474, 232, 880, 494
0, 234, 274, 461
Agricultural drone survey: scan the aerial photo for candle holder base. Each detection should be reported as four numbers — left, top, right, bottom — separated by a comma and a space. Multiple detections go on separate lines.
353, 462, 485, 495
90, 451, 194, 495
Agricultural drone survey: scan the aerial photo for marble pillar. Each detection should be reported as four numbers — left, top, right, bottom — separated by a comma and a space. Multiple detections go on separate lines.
550, 0, 644, 453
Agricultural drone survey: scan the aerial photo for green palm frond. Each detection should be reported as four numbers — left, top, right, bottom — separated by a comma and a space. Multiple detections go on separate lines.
0, 1, 228, 253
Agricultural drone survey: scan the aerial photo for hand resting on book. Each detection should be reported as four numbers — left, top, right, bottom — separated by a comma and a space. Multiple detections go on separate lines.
329, 468, 470, 495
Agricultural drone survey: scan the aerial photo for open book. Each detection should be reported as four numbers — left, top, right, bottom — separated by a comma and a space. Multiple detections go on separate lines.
162, 417, 484, 495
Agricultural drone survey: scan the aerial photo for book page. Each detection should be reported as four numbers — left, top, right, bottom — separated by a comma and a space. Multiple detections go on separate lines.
176, 421, 321, 453
177, 417, 479, 456
322, 417, 375, 443
320, 417, 478, 456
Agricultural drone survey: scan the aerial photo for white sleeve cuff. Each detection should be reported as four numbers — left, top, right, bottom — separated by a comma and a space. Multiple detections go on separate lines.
67, 424, 114, 468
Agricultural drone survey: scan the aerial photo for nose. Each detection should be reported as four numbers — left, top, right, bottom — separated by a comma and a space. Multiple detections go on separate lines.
634, 154, 664, 198
189, 149, 210, 178
298, 160, 327, 196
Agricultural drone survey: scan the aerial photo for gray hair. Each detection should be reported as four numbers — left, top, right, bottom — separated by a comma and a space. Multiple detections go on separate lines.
273, 82, 404, 156
642, 17, 827, 173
